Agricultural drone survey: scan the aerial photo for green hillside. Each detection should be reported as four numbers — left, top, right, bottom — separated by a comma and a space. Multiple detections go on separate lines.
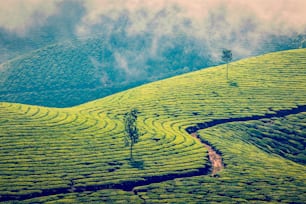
1, 33, 304, 108
0, 35, 210, 108
0, 49, 305, 203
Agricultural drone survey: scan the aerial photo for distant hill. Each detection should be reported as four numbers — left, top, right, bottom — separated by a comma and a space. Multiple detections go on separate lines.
0, 35, 213, 107
0, 49, 305, 203
0, 34, 305, 107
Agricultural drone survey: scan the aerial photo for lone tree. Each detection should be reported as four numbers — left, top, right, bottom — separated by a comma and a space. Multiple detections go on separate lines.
124, 108, 140, 161
222, 49, 232, 80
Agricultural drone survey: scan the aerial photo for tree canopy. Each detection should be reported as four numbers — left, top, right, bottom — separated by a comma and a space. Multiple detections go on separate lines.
222, 49, 233, 80
124, 108, 140, 161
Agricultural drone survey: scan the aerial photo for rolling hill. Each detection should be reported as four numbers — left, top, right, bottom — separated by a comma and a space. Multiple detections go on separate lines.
0, 33, 305, 108
0, 49, 305, 203
0, 35, 212, 108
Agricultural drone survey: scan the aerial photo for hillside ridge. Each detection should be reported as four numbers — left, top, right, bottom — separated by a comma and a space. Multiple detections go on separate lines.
0, 49, 305, 203
1, 105, 305, 202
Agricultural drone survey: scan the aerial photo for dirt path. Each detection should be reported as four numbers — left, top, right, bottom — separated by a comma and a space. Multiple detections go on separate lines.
191, 133, 223, 176
185, 105, 306, 176
2, 105, 305, 202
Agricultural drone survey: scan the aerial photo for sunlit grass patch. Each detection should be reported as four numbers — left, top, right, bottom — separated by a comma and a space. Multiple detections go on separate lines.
1, 49, 306, 203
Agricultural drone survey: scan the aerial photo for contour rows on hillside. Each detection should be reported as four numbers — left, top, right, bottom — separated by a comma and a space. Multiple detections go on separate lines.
0, 104, 305, 202
0, 49, 305, 203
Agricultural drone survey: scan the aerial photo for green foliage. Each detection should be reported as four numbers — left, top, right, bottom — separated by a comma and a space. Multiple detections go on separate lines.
134, 115, 305, 203
0, 36, 212, 107
241, 113, 306, 164
222, 49, 233, 63
228, 80, 239, 87
222, 49, 233, 80
124, 108, 141, 160
0, 49, 305, 203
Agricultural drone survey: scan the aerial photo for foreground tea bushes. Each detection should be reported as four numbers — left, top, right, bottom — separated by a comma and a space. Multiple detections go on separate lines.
133, 113, 306, 203
239, 113, 306, 164
1, 49, 306, 203
0, 102, 207, 201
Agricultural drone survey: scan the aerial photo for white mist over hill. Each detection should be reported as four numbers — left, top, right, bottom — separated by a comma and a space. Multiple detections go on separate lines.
77, 0, 306, 58
0, 0, 305, 61
0, 0, 305, 107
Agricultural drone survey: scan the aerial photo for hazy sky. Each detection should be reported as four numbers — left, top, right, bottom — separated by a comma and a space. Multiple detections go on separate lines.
0, 0, 305, 61
1, 0, 305, 35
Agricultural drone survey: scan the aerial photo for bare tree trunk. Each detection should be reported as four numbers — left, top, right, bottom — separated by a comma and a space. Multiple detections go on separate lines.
226, 63, 229, 80
130, 143, 133, 161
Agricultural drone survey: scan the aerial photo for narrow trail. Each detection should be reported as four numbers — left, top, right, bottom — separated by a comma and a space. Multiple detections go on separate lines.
1, 105, 305, 202
191, 133, 223, 176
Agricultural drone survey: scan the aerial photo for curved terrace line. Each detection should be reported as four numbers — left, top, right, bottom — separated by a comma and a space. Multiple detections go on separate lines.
1, 105, 305, 202
185, 105, 306, 134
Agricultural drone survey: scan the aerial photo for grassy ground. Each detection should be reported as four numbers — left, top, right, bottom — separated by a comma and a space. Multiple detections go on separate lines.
133, 112, 306, 203
0, 49, 305, 203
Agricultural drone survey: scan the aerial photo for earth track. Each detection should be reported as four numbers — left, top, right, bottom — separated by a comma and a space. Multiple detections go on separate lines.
1, 105, 305, 202
191, 133, 223, 176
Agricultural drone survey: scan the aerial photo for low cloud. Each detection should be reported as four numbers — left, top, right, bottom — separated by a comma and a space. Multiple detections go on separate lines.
2, 1, 305, 38
78, 0, 306, 35
114, 51, 148, 80
1, 0, 305, 70
74, 0, 306, 61
0, 0, 63, 35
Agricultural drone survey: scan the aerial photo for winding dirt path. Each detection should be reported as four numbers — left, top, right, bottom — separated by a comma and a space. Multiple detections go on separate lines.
191, 133, 223, 176
1, 105, 305, 202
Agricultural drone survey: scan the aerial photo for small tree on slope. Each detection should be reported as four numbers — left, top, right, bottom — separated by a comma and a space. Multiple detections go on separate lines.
222, 49, 233, 80
124, 108, 140, 161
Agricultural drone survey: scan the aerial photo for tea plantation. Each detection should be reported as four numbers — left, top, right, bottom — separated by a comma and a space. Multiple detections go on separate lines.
133, 112, 306, 203
0, 35, 211, 108
0, 49, 305, 203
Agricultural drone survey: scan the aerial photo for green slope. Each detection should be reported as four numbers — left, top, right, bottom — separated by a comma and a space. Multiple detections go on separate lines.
0, 36, 210, 108
134, 112, 306, 203
0, 49, 305, 203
